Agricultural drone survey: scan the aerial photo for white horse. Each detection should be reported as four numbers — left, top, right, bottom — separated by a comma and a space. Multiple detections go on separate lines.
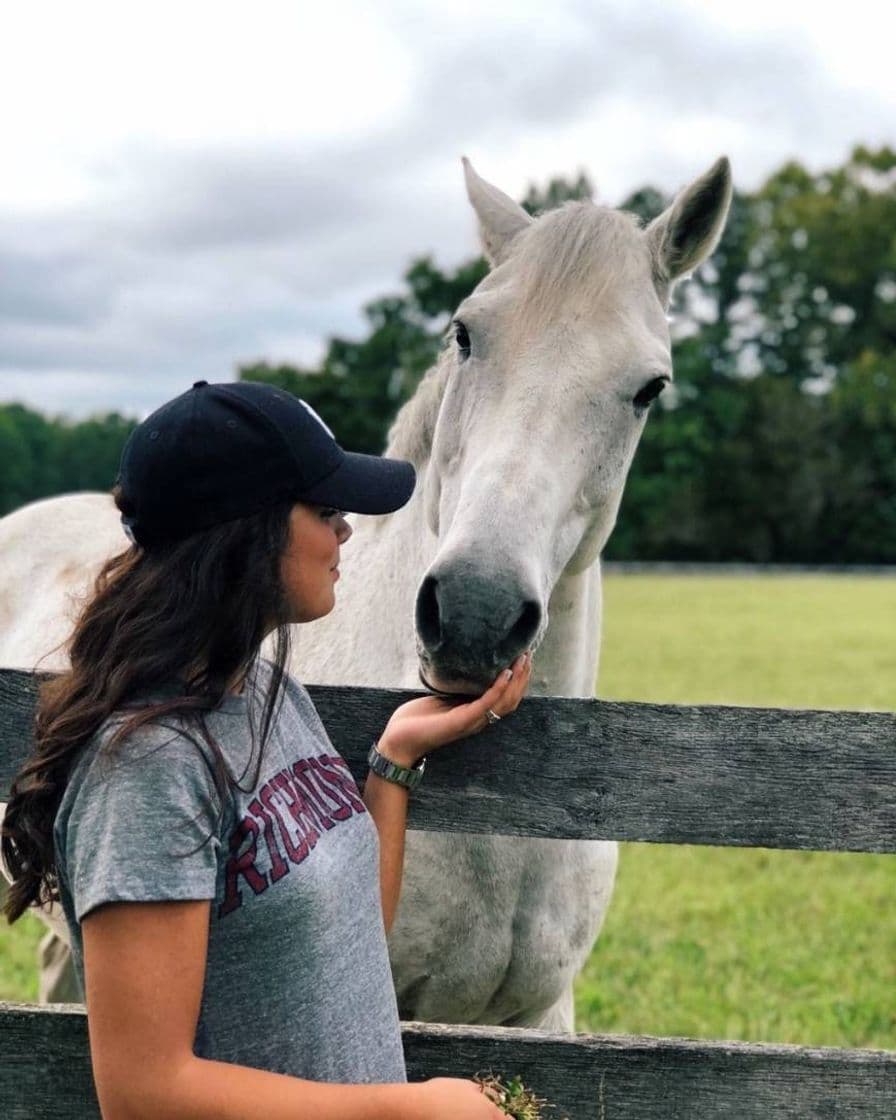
1, 155, 732, 1028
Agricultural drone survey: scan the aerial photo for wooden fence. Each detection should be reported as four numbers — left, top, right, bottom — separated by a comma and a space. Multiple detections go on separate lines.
2, 668, 894, 1118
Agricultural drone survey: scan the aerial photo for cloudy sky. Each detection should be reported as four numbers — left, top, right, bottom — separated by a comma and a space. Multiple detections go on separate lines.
2, 0, 894, 420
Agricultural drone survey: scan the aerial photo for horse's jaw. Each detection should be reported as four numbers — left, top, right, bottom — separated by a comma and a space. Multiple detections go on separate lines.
415, 647, 513, 695
416, 663, 482, 697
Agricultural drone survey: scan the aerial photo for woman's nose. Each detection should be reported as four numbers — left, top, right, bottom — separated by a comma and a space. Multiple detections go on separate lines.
338, 517, 353, 543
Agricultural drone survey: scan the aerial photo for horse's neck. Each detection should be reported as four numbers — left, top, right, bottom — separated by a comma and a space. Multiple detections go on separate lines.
285, 464, 602, 697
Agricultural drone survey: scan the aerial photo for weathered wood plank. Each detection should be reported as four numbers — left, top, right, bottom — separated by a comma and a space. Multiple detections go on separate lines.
0, 1003, 97, 1120
2, 669, 895, 853
2, 1004, 894, 1120
403, 1023, 896, 1120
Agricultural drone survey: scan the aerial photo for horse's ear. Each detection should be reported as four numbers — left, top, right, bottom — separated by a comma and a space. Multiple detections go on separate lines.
463, 157, 532, 266
646, 156, 732, 299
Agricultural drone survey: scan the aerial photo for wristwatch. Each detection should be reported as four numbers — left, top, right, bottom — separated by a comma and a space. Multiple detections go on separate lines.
367, 741, 426, 790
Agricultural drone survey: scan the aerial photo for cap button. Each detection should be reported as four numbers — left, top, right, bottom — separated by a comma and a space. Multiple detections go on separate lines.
193, 380, 209, 389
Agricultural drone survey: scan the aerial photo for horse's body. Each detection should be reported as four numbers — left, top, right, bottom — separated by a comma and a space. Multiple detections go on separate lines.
0, 156, 732, 1027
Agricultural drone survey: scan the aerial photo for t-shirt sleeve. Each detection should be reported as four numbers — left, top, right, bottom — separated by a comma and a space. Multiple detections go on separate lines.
61, 724, 223, 922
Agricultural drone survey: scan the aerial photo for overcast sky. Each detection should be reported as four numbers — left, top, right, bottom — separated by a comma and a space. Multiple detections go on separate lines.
2, 0, 894, 420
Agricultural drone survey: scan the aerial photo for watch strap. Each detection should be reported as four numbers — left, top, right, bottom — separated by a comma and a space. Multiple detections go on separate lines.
367, 741, 426, 790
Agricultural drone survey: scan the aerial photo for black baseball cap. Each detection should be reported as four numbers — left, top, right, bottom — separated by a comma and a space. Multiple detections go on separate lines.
116, 380, 416, 547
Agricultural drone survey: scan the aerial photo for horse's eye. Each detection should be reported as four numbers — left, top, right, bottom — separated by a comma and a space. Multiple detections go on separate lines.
633, 376, 669, 411
454, 320, 471, 361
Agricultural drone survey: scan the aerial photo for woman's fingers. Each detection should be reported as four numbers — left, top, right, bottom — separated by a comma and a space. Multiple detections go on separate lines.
376, 654, 533, 757
382, 652, 535, 754
473, 650, 533, 723
512, 649, 534, 699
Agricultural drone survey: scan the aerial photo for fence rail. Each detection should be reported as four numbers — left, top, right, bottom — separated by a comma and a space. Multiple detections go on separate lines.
3, 670, 894, 853
2, 668, 894, 1118
2, 1004, 895, 1120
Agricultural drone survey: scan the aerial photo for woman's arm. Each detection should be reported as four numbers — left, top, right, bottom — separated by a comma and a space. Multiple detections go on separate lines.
82, 899, 501, 1120
363, 652, 532, 934
361, 763, 414, 934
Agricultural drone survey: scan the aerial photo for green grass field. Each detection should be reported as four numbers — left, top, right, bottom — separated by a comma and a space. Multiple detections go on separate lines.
574, 573, 896, 1049
3, 573, 894, 1049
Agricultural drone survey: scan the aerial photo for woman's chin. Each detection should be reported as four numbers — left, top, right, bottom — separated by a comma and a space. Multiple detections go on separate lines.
293, 595, 337, 625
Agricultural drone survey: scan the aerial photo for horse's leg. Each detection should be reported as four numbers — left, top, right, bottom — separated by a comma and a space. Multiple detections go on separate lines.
38, 929, 80, 1004
498, 984, 575, 1032
542, 984, 576, 1032
530, 985, 576, 1032
1, 802, 79, 1004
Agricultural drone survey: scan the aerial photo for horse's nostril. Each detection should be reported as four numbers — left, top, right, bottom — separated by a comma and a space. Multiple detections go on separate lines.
506, 599, 541, 654
415, 575, 442, 651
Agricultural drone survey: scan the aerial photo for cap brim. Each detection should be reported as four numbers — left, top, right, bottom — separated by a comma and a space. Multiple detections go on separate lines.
299, 453, 416, 515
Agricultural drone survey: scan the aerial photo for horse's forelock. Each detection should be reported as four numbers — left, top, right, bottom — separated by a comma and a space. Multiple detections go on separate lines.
510, 203, 649, 329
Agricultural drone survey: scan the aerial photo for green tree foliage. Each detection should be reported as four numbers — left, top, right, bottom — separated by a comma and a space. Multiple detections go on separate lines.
2, 149, 894, 561
0, 405, 136, 518
746, 147, 896, 385
0, 411, 34, 513
821, 350, 896, 561
611, 146, 896, 562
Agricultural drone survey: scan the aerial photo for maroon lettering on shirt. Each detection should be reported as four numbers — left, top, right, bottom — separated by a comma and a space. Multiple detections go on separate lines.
312, 755, 366, 814
218, 752, 367, 920
261, 776, 311, 866
276, 768, 322, 851
218, 815, 268, 917
247, 796, 290, 883
272, 769, 329, 838
288, 761, 330, 835
302, 757, 353, 822
291, 759, 337, 829
272, 764, 327, 835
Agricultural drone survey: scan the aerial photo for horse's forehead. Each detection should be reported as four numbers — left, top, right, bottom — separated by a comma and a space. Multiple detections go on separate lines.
476, 204, 659, 337
523, 205, 651, 293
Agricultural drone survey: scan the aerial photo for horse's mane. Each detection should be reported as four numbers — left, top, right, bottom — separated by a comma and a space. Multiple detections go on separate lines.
385, 350, 452, 466
386, 201, 649, 466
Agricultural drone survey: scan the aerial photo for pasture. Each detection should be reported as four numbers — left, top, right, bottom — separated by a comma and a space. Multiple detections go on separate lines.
577, 571, 896, 1050
3, 572, 894, 1049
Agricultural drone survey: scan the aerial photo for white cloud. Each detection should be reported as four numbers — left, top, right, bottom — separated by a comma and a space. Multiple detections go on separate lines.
1, 0, 894, 419
2, 1, 412, 210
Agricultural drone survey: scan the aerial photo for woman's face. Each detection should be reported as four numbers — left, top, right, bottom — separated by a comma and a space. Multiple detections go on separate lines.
278, 502, 353, 623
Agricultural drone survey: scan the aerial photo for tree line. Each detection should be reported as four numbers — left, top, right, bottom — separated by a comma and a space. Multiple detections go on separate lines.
2, 145, 894, 562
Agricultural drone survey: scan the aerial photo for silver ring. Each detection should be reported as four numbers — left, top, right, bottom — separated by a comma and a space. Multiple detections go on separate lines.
485, 708, 502, 724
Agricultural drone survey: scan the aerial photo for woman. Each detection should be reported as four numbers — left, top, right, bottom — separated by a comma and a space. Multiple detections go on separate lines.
2, 379, 531, 1119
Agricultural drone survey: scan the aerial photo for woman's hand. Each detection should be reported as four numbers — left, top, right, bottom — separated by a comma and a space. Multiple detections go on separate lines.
377, 651, 533, 766
410, 1077, 507, 1119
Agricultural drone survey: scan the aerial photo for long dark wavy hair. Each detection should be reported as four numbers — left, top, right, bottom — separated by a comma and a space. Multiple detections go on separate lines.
2, 483, 296, 924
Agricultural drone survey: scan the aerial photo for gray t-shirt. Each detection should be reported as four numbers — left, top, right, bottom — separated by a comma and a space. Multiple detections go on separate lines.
54, 657, 406, 1084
